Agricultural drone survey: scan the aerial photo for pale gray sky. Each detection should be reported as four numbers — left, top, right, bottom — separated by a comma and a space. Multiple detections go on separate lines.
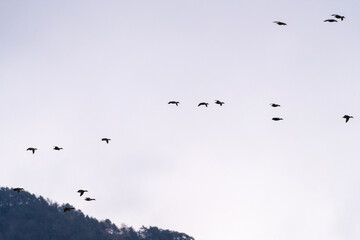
1, 1, 360, 239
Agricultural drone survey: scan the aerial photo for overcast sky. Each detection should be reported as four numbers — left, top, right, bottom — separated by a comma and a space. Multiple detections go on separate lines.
1, 0, 360, 239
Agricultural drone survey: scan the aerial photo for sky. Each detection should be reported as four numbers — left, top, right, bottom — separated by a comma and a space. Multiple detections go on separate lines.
1, 0, 360, 239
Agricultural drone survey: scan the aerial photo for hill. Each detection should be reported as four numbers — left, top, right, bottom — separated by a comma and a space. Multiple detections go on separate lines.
0, 187, 194, 240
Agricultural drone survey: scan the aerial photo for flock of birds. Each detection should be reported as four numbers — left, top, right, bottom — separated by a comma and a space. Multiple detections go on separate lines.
9, 12, 351, 214
13, 179, 98, 212
273, 13, 345, 25
12, 138, 111, 212
25, 138, 111, 155
14, 100, 353, 209
169, 100, 225, 107
168, 14, 350, 121
169, 101, 354, 123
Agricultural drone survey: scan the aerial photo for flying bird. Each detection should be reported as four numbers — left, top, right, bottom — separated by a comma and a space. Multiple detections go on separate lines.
343, 115, 353, 123
324, 19, 338, 22
331, 14, 345, 21
26, 147, 37, 154
270, 103, 281, 107
273, 21, 287, 26
85, 197, 96, 201
53, 146, 63, 151
168, 101, 179, 106
198, 102, 209, 107
77, 189, 88, 196
64, 207, 75, 212
102, 138, 111, 144
272, 117, 283, 121
215, 100, 225, 106
13, 188, 24, 193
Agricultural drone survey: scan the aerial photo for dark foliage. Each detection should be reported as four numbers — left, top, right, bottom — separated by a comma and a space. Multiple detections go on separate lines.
0, 187, 194, 240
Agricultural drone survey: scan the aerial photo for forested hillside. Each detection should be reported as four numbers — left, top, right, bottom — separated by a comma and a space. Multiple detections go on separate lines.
0, 187, 194, 240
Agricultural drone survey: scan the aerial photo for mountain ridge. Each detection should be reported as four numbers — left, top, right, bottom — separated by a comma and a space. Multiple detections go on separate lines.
0, 187, 194, 240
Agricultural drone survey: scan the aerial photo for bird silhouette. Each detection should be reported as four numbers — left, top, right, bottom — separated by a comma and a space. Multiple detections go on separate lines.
102, 138, 111, 144
27, 147, 37, 154
53, 146, 63, 151
343, 115, 353, 123
64, 207, 75, 212
270, 103, 281, 107
13, 188, 24, 193
324, 19, 338, 22
168, 101, 179, 106
198, 102, 209, 107
273, 21, 287, 26
331, 14, 345, 21
77, 189, 88, 196
215, 100, 225, 106
272, 117, 283, 121
85, 197, 96, 201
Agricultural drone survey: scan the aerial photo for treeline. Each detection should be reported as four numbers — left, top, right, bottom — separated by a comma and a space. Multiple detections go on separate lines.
0, 187, 194, 240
